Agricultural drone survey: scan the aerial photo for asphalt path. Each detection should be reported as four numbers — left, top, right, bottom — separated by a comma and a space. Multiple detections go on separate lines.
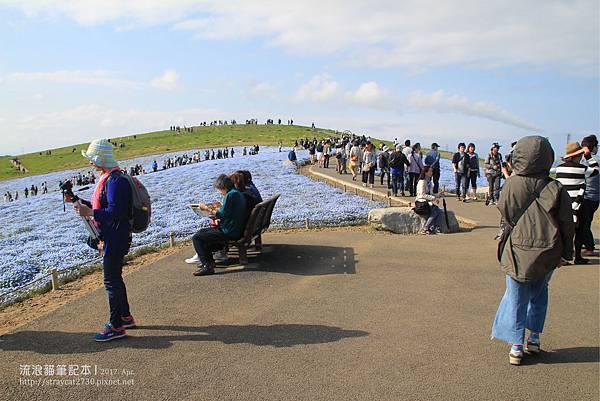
0, 165, 598, 400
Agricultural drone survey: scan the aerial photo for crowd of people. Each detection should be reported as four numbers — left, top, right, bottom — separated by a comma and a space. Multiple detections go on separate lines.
168, 118, 294, 129
295, 132, 598, 241
53, 129, 599, 372
2, 143, 261, 203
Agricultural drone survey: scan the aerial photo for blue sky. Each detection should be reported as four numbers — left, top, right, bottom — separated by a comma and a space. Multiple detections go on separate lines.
0, 0, 598, 155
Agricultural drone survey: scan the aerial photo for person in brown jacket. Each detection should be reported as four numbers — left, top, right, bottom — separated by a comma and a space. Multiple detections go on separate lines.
491, 136, 574, 366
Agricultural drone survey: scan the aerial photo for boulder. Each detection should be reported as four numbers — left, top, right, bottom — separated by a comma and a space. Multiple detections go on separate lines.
368, 206, 460, 234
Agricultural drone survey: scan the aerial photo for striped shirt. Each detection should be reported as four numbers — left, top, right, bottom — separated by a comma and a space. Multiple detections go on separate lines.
555, 157, 599, 222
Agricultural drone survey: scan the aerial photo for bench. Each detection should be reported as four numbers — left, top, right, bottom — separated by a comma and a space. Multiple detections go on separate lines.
229, 194, 280, 264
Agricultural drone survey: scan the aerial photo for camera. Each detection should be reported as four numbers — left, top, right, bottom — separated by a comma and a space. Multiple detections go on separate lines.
60, 180, 79, 211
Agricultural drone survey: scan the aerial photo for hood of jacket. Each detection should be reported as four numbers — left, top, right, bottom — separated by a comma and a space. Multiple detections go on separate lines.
511, 136, 554, 177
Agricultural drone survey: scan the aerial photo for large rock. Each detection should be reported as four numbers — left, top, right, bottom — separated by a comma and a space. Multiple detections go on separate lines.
368, 206, 460, 234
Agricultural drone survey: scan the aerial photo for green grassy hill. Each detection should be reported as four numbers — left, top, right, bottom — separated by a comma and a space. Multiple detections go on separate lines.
0, 125, 337, 181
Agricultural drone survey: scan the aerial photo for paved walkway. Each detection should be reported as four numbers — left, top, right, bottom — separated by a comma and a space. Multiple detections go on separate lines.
0, 166, 598, 400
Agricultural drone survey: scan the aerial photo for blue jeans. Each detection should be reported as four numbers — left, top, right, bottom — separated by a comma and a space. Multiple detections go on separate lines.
455, 173, 467, 197
491, 271, 553, 345
391, 169, 404, 195
424, 205, 442, 231
103, 253, 130, 328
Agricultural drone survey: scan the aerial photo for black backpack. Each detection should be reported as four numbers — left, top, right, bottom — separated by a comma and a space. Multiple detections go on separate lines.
389, 152, 403, 168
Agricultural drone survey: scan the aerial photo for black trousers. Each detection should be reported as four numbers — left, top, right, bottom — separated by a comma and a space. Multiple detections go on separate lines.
432, 168, 440, 193
192, 227, 231, 265
362, 168, 375, 185
577, 199, 599, 252
408, 172, 419, 196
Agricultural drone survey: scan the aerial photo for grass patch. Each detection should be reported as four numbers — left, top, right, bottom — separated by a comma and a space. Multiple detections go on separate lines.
1, 125, 336, 181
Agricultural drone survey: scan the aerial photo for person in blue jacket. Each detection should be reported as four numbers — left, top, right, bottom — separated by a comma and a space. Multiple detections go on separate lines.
192, 174, 248, 276
71, 139, 135, 342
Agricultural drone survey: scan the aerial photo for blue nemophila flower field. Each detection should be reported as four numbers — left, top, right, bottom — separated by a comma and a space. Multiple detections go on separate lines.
0, 148, 382, 294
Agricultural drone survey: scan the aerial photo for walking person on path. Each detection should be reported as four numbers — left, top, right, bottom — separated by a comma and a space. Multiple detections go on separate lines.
348, 141, 362, 181
492, 136, 574, 366
424, 143, 441, 193
465, 143, 480, 200
72, 139, 136, 342
484, 143, 503, 205
408, 143, 424, 197
402, 140, 412, 191
323, 141, 331, 169
452, 143, 468, 201
389, 145, 410, 197
362, 142, 377, 188
378, 146, 391, 189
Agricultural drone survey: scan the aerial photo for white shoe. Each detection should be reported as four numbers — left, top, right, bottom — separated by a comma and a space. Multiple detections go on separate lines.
185, 254, 200, 264
509, 346, 524, 365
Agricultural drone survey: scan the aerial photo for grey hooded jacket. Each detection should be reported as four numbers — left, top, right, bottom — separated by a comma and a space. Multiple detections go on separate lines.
497, 136, 574, 282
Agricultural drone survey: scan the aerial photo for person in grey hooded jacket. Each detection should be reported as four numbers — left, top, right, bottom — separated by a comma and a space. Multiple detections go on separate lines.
491, 136, 574, 366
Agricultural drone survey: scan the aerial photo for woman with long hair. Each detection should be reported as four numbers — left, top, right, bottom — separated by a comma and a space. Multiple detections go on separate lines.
408, 143, 424, 196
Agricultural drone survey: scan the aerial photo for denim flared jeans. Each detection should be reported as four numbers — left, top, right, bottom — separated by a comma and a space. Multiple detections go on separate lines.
491, 271, 553, 345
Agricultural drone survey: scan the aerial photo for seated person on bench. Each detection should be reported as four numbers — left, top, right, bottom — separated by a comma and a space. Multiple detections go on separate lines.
230, 171, 261, 214
191, 174, 247, 276
236, 170, 263, 203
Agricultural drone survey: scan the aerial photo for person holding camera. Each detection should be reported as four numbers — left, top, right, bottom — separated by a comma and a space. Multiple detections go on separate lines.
68, 139, 135, 342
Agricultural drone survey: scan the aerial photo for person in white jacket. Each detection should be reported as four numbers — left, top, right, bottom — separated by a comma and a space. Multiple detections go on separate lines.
415, 166, 443, 234
362, 142, 377, 188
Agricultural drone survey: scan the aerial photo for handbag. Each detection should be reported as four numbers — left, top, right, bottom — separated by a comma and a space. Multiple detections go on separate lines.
413, 200, 431, 216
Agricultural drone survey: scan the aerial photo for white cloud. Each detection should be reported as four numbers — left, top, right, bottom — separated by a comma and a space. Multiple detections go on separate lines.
2, 104, 221, 154
293, 73, 343, 103
6, 0, 203, 26
6, 0, 596, 73
347, 81, 396, 109
1, 70, 142, 89
293, 74, 396, 110
150, 69, 179, 91
290, 74, 540, 130
247, 81, 279, 101
405, 90, 542, 132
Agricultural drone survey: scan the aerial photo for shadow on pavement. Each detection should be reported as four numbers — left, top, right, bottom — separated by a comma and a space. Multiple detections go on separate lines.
0, 324, 369, 354
221, 244, 357, 275
522, 346, 599, 365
